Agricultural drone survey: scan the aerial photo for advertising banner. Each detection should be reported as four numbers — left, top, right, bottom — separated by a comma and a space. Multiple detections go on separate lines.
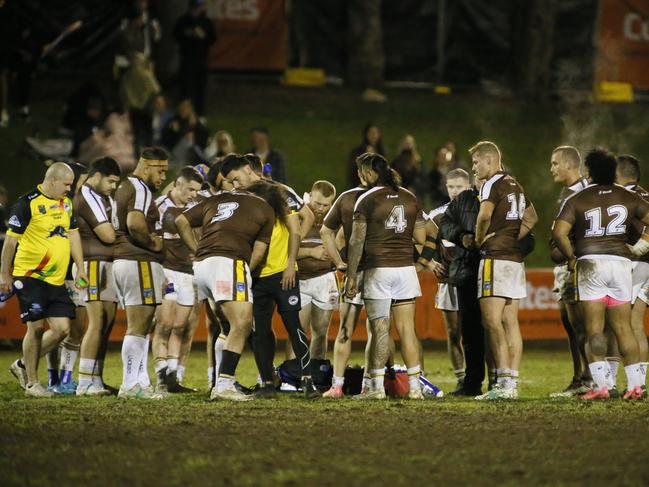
206, 0, 287, 71
595, 0, 649, 90
4, 269, 648, 342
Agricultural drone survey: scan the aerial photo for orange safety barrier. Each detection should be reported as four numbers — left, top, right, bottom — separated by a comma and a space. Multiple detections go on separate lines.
2, 269, 648, 342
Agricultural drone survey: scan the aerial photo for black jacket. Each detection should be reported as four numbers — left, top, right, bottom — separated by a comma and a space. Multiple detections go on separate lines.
439, 188, 481, 287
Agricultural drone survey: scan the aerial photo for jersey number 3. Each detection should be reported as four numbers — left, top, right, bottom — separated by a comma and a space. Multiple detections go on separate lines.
210, 202, 239, 223
385, 205, 407, 233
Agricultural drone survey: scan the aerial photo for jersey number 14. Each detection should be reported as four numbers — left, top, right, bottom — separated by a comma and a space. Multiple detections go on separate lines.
385, 205, 407, 233
506, 193, 526, 220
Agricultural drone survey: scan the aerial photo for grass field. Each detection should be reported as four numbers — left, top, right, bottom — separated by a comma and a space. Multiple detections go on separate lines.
1, 345, 648, 486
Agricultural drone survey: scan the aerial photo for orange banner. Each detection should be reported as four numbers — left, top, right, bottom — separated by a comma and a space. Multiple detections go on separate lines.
3, 269, 649, 342
206, 0, 287, 71
595, 0, 649, 90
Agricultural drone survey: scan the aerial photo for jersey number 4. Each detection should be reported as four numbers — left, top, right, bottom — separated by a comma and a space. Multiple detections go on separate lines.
385, 205, 407, 233
584, 205, 627, 237
210, 202, 239, 223
506, 193, 526, 220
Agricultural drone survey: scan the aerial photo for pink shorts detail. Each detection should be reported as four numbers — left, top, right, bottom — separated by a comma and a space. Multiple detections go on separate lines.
588, 295, 629, 307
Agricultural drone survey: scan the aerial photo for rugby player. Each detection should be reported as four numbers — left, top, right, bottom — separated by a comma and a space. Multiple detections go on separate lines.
152, 166, 203, 393
321, 165, 372, 398
176, 173, 276, 401
221, 154, 320, 399
425, 168, 471, 390
112, 147, 168, 399
345, 153, 427, 400
548, 146, 592, 397
297, 180, 338, 360
2, 163, 88, 397
72, 157, 122, 396
472, 141, 538, 400
553, 149, 649, 400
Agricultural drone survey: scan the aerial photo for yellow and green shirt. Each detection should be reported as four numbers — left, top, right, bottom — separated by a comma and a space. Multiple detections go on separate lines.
7, 185, 77, 286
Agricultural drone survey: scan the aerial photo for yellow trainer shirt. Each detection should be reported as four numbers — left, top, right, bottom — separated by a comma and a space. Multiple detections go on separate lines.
6, 185, 77, 286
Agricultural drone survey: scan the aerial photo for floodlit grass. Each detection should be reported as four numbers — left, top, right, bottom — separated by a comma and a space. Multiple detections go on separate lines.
1, 346, 649, 486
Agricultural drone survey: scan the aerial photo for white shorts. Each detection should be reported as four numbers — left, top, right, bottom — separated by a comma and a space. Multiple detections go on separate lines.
435, 282, 458, 311
69, 260, 118, 306
300, 272, 339, 310
194, 256, 252, 304
362, 266, 422, 300
163, 268, 196, 307
576, 257, 632, 303
632, 261, 649, 305
478, 258, 526, 300
343, 270, 364, 305
113, 259, 165, 307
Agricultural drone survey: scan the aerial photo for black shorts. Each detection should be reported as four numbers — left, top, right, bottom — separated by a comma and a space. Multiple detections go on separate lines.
14, 277, 76, 324
252, 272, 301, 312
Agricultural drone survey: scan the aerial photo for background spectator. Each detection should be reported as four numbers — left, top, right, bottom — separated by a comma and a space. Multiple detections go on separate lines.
173, 0, 216, 119
0, 184, 8, 251
148, 93, 173, 146
347, 123, 385, 187
249, 126, 287, 183
204, 129, 235, 159
162, 98, 209, 166
71, 97, 106, 158
392, 134, 426, 198
115, 0, 161, 75
429, 146, 461, 208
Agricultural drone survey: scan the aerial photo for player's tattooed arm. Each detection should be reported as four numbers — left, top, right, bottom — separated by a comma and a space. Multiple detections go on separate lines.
475, 200, 495, 246
250, 241, 269, 271
175, 214, 198, 254
344, 220, 366, 297
518, 202, 538, 239
630, 211, 649, 256
320, 224, 346, 270
551, 219, 576, 268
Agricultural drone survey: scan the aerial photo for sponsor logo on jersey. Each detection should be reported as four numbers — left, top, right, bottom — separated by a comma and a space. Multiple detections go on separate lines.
236, 282, 246, 292
38, 205, 47, 214
8, 215, 20, 228
48, 226, 68, 238
143, 288, 154, 299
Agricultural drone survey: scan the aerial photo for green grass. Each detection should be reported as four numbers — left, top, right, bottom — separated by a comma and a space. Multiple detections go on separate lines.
4, 78, 649, 267
1, 346, 649, 486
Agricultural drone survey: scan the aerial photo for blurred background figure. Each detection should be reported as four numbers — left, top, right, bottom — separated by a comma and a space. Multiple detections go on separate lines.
162, 98, 209, 166
249, 126, 287, 183
392, 134, 426, 198
204, 129, 235, 159
0, 184, 8, 251
115, 0, 161, 76
347, 123, 385, 187
429, 145, 461, 208
173, 0, 216, 120
145, 93, 174, 147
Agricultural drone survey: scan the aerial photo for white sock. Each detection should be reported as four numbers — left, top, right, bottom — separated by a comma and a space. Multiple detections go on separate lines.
214, 334, 226, 379
589, 361, 611, 390
641, 362, 649, 384
371, 369, 384, 390
216, 375, 235, 392
138, 335, 151, 387
208, 367, 214, 387
122, 335, 146, 389
59, 345, 79, 383
333, 375, 344, 387
94, 359, 105, 387
407, 365, 421, 391
78, 358, 96, 388
362, 375, 371, 391
154, 359, 167, 373
454, 369, 466, 380
510, 369, 519, 388
177, 365, 185, 382
624, 363, 643, 389
167, 357, 179, 372
606, 357, 620, 388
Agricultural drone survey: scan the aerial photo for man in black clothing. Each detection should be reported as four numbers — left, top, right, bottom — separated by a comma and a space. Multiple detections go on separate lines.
439, 180, 485, 395
173, 0, 216, 118
249, 127, 288, 184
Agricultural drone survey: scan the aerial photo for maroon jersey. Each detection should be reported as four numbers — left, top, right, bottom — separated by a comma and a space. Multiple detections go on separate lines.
427, 203, 455, 283
323, 186, 367, 269
479, 171, 527, 262
353, 185, 424, 268
550, 177, 589, 264
556, 184, 649, 258
73, 184, 114, 261
183, 190, 275, 263
156, 194, 193, 274
625, 183, 649, 263
299, 212, 335, 280
113, 176, 162, 262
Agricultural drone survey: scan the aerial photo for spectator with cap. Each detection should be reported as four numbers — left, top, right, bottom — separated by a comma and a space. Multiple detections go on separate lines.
173, 0, 216, 120
249, 126, 288, 183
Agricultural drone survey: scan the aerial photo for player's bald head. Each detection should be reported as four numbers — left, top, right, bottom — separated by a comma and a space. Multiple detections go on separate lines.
552, 146, 581, 169
44, 162, 74, 182
616, 154, 640, 183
